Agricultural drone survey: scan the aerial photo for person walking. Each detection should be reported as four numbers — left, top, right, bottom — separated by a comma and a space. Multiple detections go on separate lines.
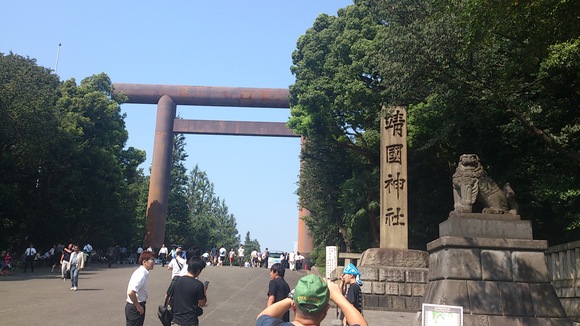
228, 248, 235, 266
266, 263, 291, 322
61, 243, 72, 281
237, 245, 245, 268
67, 244, 85, 291
167, 256, 208, 326
23, 243, 36, 273
167, 250, 186, 279
262, 248, 269, 268
296, 252, 304, 271
125, 251, 155, 326
340, 263, 363, 326
53, 243, 64, 273
218, 246, 226, 267
158, 244, 168, 267
288, 251, 296, 271
82, 242, 93, 267
256, 274, 367, 326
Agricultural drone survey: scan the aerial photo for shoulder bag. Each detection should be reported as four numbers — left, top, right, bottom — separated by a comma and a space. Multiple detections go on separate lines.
158, 279, 177, 326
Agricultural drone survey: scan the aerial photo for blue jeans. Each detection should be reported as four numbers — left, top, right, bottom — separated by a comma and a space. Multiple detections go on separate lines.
71, 265, 79, 287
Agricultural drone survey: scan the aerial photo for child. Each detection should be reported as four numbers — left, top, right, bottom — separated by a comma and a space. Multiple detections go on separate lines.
340, 263, 363, 326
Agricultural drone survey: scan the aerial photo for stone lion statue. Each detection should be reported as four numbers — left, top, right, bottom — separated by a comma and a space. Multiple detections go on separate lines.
452, 154, 518, 215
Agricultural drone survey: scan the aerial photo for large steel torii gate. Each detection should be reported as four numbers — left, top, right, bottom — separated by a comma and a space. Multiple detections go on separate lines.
113, 83, 313, 254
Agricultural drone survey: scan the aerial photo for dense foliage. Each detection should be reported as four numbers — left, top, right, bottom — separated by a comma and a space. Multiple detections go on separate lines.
0, 54, 242, 255
290, 0, 579, 262
0, 53, 145, 251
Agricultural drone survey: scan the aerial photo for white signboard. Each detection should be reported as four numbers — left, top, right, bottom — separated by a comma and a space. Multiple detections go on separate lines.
422, 303, 463, 326
325, 246, 338, 280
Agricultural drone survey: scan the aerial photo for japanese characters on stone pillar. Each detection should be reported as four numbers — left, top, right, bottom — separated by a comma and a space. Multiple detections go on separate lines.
380, 107, 408, 249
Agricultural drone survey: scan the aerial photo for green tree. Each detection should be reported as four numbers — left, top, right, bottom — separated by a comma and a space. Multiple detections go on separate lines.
0, 53, 144, 250
0, 53, 60, 248
290, 0, 579, 262
187, 165, 240, 251
165, 133, 192, 247
290, 4, 386, 256
243, 231, 261, 264
369, 0, 580, 244
53, 73, 139, 248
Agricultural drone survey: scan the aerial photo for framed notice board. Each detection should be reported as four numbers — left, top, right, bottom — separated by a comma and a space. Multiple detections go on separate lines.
422, 303, 463, 326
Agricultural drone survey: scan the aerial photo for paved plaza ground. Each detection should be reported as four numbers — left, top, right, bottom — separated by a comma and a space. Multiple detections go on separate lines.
0, 262, 417, 325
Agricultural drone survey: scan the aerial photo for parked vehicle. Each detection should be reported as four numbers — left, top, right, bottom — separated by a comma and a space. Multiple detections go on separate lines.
267, 250, 284, 268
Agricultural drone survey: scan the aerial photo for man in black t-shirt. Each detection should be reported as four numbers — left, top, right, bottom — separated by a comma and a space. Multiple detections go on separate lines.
169, 257, 207, 326
266, 263, 291, 322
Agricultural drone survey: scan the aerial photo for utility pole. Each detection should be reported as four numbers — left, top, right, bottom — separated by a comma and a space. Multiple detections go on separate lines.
54, 43, 61, 74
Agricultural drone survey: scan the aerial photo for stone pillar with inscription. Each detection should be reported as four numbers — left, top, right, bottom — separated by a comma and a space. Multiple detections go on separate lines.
380, 107, 408, 249
357, 107, 429, 313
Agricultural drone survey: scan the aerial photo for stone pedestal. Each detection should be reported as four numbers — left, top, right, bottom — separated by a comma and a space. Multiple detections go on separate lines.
421, 213, 572, 325
357, 248, 429, 312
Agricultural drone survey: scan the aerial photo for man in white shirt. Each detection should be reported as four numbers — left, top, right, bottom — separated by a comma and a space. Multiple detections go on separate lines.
23, 243, 36, 273
158, 244, 169, 267
167, 250, 187, 279
288, 251, 296, 271
125, 251, 155, 326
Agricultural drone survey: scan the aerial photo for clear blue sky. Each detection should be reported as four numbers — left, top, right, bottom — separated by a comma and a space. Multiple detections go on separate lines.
1, 1, 352, 252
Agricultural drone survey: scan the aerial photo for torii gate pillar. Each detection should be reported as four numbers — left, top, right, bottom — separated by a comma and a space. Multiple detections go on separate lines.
144, 95, 176, 248
113, 83, 313, 254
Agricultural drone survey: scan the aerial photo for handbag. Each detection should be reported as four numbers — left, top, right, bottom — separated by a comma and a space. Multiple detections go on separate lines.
158, 277, 177, 326
157, 304, 172, 326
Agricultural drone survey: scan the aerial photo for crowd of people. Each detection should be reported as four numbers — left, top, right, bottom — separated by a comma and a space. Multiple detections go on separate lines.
2, 241, 367, 326
155, 243, 275, 269
278, 251, 306, 271
1, 242, 92, 291
125, 246, 366, 326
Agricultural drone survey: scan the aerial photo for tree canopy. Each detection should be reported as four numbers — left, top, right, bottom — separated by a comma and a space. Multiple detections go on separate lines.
290, 0, 579, 261
0, 54, 242, 254
0, 53, 145, 250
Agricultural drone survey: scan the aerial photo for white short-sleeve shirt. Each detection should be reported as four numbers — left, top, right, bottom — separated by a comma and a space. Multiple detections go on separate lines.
168, 257, 187, 279
126, 265, 149, 303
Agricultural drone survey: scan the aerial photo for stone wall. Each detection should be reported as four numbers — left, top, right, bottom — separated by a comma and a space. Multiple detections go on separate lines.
546, 240, 580, 322
330, 265, 428, 312
359, 266, 428, 311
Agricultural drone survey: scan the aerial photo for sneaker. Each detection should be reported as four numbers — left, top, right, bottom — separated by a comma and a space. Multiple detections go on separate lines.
70, 287, 74, 291
73, 287, 77, 291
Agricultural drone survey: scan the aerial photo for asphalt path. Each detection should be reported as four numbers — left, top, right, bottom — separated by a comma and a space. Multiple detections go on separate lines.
0, 262, 416, 325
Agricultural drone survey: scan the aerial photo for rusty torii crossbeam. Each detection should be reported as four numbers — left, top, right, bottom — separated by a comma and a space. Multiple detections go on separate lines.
112, 83, 312, 252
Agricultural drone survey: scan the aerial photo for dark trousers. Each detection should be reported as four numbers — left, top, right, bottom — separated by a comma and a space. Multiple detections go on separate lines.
24, 256, 34, 272
125, 301, 146, 326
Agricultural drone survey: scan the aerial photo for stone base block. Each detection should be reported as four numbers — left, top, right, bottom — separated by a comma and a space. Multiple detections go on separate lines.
440, 217, 533, 239
448, 212, 521, 220
360, 248, 429, 268
427, 236, 548, 252
422, 232, 570, 324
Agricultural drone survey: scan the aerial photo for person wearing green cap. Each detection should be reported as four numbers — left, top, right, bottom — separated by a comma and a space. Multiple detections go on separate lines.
256, 274, 367, 326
